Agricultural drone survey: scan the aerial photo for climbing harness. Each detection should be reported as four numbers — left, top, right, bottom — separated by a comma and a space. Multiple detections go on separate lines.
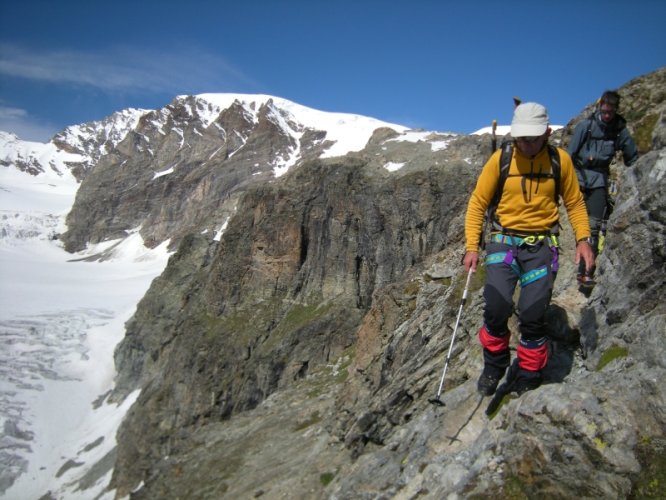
485, 231, 559, 285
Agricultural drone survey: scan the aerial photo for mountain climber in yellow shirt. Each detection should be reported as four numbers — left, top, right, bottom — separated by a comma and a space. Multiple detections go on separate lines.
463, 102, 595, 397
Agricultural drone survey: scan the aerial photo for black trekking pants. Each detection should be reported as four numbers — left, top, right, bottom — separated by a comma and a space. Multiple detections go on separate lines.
582, 187, 607, 253
481, 239, 555, 372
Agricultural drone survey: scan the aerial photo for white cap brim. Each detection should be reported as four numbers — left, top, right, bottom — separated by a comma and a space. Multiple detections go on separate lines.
511, 123, 548, 137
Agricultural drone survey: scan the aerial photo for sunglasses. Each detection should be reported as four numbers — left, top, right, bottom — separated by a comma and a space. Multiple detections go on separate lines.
515, 136, 542, 144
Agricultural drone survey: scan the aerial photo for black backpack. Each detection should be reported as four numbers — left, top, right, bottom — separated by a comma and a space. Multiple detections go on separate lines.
486, 140, 562, 230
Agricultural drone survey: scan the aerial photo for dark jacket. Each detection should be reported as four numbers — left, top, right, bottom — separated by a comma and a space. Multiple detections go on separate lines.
567, 111, 638, 189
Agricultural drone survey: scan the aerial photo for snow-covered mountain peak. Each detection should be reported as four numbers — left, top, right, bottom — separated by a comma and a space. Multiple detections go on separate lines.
180, 93, 411, 158
0, 131, 83, 180
3, 93, 417, 188
51, 108, 149, 164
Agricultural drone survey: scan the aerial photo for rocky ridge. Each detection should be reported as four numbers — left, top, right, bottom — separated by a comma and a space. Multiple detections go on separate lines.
98, 67, 666, 498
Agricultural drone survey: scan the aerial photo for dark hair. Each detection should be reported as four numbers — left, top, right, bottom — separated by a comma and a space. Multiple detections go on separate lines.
599, 90, 621, 109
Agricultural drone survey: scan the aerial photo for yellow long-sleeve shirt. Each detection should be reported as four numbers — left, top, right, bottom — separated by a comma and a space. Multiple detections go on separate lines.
465, 144, 591, 252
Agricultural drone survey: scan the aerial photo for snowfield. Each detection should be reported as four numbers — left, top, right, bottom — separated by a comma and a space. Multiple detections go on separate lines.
0, 156, 171, 499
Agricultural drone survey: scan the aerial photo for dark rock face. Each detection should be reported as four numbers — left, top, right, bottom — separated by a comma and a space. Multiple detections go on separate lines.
109, 142, 486, 494
58, 69, 665, 498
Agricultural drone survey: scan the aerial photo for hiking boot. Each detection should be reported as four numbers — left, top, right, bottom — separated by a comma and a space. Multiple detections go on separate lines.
493, 360, 542, 397
512, 369, 543, 396
477, 367, 505, 396
477, 372, 502, 396
478, 347, 510, 396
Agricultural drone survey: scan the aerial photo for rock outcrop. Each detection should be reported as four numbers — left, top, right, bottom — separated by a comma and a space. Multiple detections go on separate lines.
108, 133, 489, 495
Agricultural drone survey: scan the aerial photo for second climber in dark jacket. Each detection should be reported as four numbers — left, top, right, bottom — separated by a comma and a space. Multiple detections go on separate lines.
567, 90, 638, 286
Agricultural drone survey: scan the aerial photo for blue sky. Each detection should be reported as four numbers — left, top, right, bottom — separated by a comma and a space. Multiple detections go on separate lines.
1, 0, 664, 142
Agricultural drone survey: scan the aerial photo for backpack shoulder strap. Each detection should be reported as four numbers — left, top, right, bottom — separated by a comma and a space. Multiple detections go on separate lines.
487, 140, 513, 223
547, 144, 561, 204
497, 140, 513, 194
573, 114, 595, 162
499, 139, 512, 166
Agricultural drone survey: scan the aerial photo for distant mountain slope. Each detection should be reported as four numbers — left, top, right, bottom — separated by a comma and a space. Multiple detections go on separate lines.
2, 94, 421, 254
53, 94, 450, 253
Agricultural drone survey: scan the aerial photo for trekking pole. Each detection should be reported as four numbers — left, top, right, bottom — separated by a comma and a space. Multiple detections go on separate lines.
429, 267, 474, 406
491, 119, 497, 151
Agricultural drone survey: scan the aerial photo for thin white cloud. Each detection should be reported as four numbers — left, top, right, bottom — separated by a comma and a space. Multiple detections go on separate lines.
0, 105, 27, 119
0, 43, 260, 95
0, 104, 58, 142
